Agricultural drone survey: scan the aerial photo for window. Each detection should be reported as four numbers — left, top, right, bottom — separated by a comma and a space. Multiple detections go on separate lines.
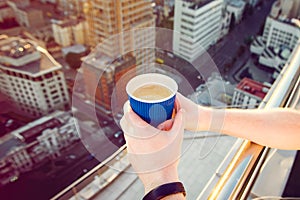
45, 73, 53, 79
51, 90, 58, 95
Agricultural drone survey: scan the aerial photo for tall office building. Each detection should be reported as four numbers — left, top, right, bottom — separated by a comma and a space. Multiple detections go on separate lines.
173, 0, 223, 62
82, 1, 156, 114
0, 35, 69, 117
84, 0, 155, 64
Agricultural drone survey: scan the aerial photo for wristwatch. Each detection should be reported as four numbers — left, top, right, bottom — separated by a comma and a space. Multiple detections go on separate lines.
143, 182, 186, 200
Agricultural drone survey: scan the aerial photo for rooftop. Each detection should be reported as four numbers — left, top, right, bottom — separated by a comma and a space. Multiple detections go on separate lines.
0, 36, 61, 76
11, 111, 71, 143
236, 78, 270, 99
227, 0, 245, 8
261, 46, 292, 60
62, 44, 87, 56
52, 18, 82, 28
19, 118, 62, 143
83, 52, 113, 71
0, 137, 23, 160
83, 52, 135, 72
188, 0, 215, 10
0, 37, 36, 59
251, 36, 265, 48
190, 74, 235, 106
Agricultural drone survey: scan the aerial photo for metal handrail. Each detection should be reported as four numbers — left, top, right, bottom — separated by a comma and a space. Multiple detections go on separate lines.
50, 145, 127, 200
51, 41, 300, 200
198, 40, 300, 200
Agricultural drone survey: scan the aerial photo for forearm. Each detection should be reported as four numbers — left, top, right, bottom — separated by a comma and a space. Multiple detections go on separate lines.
201, 107, 300, 150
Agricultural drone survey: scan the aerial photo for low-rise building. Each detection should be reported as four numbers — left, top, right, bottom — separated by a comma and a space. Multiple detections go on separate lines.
262, 16, 300, 51
244, 0, 262, 7
0, 159, 19, 186
220, 10, 231, 38
0, 35, 69, 117
0, 111, 80, 187
232, 78, 270, 109
250, 36, 265, 55
258, 46, 291, 71
6, 146, 33, 172
189, 73, 235, 107
7, 0, 44, 28
0, 2, 14, 23
225, 0, 246, 24
250, 0, 300, 70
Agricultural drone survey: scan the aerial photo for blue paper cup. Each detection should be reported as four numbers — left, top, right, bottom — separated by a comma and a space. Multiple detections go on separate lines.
126, 73, 178, 127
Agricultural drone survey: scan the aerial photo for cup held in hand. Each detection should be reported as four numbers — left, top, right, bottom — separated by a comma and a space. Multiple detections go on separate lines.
126, 73, 178, 127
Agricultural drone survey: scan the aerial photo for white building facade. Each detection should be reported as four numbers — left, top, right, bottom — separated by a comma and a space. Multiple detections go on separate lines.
173, 0, 223, 62
225, 0, 246, 24
0, 111, 80, 187
250, 0, 300, 70
52, 19, 88, 47
262, 16, 300, 50
0, 36, 69, 117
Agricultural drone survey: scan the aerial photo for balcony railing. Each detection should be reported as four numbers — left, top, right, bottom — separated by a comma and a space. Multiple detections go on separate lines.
51, 40, 300, 200
197, 40, 300, 200
50, 146, 128, 200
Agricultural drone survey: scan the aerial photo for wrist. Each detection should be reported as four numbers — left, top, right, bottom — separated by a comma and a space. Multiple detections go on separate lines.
142, 166, 179, 194
194, 106, 212, 132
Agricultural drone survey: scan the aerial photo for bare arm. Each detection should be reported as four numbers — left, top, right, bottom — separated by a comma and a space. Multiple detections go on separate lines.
177, 93, 300, 150
202, 107, 300, 150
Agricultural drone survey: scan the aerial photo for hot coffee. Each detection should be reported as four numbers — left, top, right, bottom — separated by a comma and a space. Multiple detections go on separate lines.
132, 84, 172, 101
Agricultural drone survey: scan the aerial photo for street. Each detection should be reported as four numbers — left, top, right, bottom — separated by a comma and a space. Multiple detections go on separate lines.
157, 0, 275, 88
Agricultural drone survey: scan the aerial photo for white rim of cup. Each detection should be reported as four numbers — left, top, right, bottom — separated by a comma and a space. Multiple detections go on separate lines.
126, 73, 178, 103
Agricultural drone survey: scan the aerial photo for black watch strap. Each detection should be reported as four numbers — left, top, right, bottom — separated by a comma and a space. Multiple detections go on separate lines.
143, 182, 186, 200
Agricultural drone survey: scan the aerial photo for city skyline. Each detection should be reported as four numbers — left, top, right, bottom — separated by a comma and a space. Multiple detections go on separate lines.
0, 0, 300, 199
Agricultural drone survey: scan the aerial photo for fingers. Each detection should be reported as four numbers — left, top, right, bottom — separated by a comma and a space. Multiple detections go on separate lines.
170, 109, 185, 134
122, 108, 161, 139
157, 119, 174, 131
174, 95, 181, 112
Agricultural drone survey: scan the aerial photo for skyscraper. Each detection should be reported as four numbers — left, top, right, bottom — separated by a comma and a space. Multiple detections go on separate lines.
0, 35, 69, 117
173, 0, 224, 62
84, 0, 155, 64
82, 1, 156, 114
